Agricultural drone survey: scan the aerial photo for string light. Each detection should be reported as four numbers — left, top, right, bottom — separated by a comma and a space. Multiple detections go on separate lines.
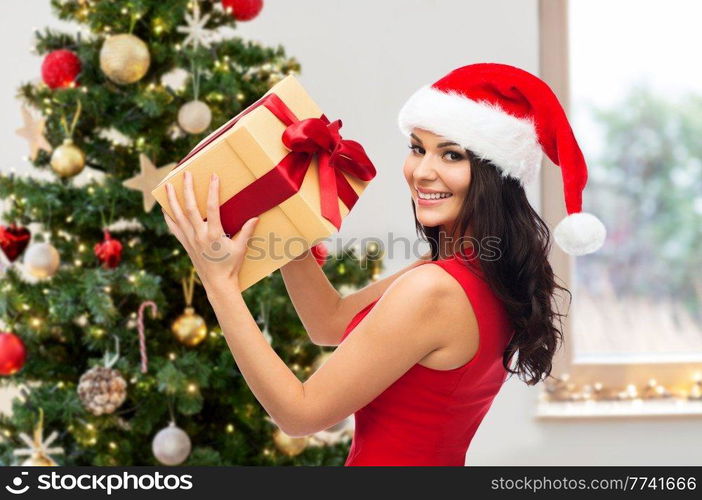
543, 372, 702, 403
187, 383, 197, 393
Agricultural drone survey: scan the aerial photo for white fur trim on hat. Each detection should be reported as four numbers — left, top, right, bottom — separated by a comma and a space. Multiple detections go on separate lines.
398, 85, 544, 185
553, 212, 606, 256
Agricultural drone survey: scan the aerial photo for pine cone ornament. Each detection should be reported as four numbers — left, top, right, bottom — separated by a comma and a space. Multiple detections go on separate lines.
77, 365, 127, 416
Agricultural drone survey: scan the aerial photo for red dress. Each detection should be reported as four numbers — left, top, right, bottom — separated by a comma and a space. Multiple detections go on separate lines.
340, 246, 515, 466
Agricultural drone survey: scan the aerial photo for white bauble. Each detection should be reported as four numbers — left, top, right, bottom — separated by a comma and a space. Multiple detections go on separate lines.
152, 422, 191, 466
177, 100, 212, 134
24, 242, 60, 279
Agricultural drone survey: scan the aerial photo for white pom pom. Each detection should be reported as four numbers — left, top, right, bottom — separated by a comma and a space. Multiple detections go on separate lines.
553, 212, 606, 256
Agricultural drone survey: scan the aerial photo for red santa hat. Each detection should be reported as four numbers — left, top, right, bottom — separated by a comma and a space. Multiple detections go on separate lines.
397, 62, 606, 256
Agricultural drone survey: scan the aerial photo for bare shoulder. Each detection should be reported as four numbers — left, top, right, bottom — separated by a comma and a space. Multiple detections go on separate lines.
384, 264, 475, 335
392, 263, 478, 366
394, 262, 469, 301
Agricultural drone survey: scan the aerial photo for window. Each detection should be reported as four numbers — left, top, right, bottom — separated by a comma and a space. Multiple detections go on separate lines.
538, 0, 702, 417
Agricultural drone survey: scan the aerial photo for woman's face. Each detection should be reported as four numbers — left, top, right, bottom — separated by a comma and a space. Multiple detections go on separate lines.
403, 127, 472, 234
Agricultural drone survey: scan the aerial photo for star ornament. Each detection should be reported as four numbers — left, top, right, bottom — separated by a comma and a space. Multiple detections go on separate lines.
16, 106, 52, 161
177, 1, 214, 49
123, 154, 176, 212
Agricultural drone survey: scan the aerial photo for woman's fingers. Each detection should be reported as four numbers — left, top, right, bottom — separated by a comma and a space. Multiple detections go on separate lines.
165, 182, 195, 243
233, 217, 259, 249
182, 171, 207, 237
163, 209, 193, 248
206, 173, 225, 240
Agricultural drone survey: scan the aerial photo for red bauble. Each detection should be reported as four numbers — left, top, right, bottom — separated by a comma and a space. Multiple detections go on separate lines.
0, 223, 31, 262
41, 49, 81, 89
0, 332, 27, 376
222, 0, 263, 21
94, 230, 123, 269
310, 243, 329, 266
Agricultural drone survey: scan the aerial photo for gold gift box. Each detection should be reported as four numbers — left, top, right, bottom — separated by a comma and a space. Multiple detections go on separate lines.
151, 74, 373, 291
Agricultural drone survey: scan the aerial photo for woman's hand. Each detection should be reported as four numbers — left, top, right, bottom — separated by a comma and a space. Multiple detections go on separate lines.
162, 170, 259, 293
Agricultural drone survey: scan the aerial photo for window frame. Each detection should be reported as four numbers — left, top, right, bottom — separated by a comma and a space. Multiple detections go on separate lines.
537, 0, 702, 417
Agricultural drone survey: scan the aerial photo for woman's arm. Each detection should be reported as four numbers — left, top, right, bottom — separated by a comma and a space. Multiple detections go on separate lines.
280, 249, 433, 346
160, 172, 463, 437
206, 263, 464, 437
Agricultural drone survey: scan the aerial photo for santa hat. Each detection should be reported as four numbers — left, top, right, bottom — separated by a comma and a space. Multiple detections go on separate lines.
397, 62, 606, 256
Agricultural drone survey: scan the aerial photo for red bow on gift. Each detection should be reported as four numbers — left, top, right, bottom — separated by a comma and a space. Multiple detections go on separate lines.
280, 112, 376, 229
184, 92, 377, 236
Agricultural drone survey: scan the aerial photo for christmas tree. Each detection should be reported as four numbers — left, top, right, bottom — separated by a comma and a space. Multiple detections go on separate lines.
0, 0, 382, 466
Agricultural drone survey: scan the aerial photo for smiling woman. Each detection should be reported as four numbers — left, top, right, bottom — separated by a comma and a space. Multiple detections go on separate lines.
163, 62, 606, 466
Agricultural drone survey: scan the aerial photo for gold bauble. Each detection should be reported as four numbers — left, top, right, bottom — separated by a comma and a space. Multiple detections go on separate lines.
100, 34, 151, 85
22, 452, 57, 466
272, 428, 308, 457
171, 306, 207, 346
50, 139, 85, 178
177, 100, 212, 134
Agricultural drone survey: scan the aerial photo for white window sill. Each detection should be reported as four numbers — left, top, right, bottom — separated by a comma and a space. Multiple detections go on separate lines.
536, 398, 702, 419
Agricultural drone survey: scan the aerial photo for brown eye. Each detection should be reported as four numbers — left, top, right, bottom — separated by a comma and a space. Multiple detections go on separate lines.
444, 151, 464, 161
408, 144, 424, 155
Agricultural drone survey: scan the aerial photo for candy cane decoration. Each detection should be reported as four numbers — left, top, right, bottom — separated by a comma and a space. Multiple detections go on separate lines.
137, 301, 158, 373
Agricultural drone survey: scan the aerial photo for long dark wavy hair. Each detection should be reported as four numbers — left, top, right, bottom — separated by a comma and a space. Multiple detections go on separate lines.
411, 148, 571, 386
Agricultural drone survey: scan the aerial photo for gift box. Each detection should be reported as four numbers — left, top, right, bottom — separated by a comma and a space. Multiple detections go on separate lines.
151, 74, 377, 291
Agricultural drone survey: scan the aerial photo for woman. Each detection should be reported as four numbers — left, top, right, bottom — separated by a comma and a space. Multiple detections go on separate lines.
162, 63, 606, 466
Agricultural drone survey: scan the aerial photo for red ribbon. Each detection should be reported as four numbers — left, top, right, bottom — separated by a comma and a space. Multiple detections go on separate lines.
178, 92, 376, 236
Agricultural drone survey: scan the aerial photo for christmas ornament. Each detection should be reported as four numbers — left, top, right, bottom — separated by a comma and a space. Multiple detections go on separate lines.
0, 332, 27, 376
50, 139, 85, 177
24, 241, 60, 279
152, 421, 191, 466
13, 409, 64, 466
77, 337, 127, 416
136, 301, 157, 373
272, 427, 307, 457
177, 1, 214, 49
41, 49, 81, 89
0, 223, 31, 262
177, 100, 212, 134
123, 154, 176, 212
15, 106, 52, 161
93, 229, 123, 269
100, 34, 151, 85
172, 308, 207, 347
310, 242, 328, 266
172, 269, 207, 346
51, 101, 85, 178
222, 0, 263, 21
397, 62, 606, 256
